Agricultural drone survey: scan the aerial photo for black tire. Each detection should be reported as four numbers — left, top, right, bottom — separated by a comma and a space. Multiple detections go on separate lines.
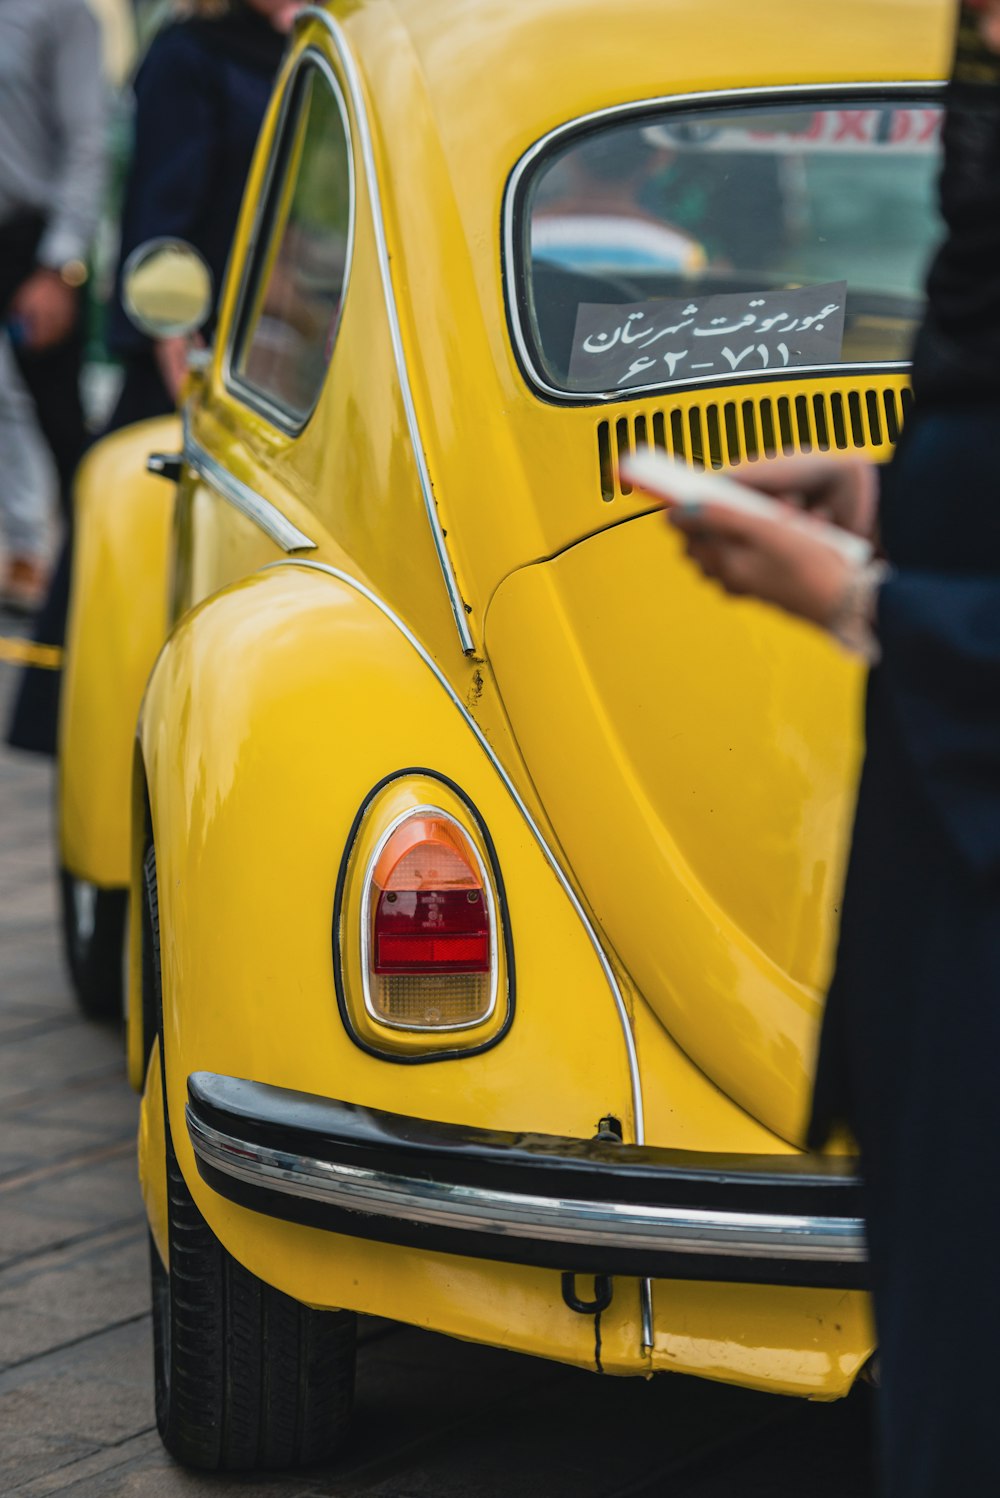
59, 867, 127, 1021
143, 841, 356, 1471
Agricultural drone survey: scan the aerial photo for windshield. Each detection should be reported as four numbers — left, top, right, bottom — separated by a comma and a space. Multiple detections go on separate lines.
514, 97, 944, 398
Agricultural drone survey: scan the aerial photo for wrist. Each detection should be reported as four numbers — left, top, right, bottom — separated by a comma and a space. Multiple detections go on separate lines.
825, 559, 892, 663
37, 224, 90, 283
805, 551, 854, 627
55, 258, 88, 289
43, 259, 88, 289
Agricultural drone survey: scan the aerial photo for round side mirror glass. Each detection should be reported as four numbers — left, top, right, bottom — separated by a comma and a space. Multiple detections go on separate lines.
121, 238, 213, 339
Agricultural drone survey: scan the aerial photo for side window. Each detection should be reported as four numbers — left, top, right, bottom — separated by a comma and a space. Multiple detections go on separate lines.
230, 59, 353, 426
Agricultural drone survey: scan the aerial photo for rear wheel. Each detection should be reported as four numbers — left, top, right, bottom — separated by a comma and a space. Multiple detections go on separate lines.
150, 1137, 356, 1470
142, 837, 356, 1471
59, 868, 127, 1020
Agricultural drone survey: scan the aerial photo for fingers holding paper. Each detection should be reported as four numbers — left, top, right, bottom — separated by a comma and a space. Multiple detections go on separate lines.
734, 455, 881, 540
668, 501, 855, 630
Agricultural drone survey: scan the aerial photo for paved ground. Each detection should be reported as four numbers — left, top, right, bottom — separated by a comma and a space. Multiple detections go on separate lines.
0, 623, 876, 1497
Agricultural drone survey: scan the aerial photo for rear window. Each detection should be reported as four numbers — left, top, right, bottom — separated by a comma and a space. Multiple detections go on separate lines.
509, 96, 944, 399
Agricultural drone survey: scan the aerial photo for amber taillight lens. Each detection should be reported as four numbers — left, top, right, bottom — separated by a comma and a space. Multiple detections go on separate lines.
363, 814, 495, 1030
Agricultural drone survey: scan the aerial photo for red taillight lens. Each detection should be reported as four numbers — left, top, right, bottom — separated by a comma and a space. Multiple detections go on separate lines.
364, 815, 495, 1029
374, 889, 490, 974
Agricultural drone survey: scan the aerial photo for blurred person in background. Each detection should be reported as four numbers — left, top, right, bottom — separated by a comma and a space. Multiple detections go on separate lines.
0, 335, 57, 614
107, 0, 303, 426
668, 3, 1000, 1494
0, 0, 107, 612
87, 0, 138, 88
7, 0, 301, 755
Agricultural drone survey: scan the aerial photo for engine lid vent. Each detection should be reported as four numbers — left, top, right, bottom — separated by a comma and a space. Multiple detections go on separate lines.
598, 377, 913, 502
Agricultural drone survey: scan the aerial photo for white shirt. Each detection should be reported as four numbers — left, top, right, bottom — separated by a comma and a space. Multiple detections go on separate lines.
0, 0, 108, 267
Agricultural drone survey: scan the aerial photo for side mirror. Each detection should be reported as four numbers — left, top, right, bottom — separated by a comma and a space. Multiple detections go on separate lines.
122, 238, 213, 339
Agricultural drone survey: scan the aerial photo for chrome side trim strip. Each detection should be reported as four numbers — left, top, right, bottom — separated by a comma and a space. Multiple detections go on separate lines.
268, 556, 646, 1156
188, 1109, 867, 1265
185, 431, 317, 553
502, 80, 945, 406
296, 6, 475, 653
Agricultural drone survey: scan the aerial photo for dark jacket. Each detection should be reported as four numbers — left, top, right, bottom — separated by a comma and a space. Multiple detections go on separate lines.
107, 8, 286, 365
808, 9, 1000, 1494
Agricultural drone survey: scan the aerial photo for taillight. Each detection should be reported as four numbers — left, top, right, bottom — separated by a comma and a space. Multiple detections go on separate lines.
363, 812, 496, 1030
336, 776, 511, 1057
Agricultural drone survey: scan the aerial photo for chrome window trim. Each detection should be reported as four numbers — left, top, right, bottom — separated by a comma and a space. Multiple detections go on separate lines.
358, 803, 502, 1034
503, 80, 946, 405
185, 429, 316, 552
222, 49, 357, 436
187, 1108, 868, 1266
294, 7, 475, 653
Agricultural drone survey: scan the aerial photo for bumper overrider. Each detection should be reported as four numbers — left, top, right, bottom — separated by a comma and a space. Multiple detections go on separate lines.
186, 1073, 868, 1288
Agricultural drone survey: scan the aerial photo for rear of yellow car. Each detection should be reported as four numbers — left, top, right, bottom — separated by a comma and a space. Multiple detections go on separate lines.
125, 0, 956, 1472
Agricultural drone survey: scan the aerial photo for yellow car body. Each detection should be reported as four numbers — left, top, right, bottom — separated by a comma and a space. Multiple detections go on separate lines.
61, 0, 953, 1429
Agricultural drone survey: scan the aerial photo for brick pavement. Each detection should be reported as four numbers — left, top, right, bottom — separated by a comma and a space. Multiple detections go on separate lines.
0, 631, 875, 1496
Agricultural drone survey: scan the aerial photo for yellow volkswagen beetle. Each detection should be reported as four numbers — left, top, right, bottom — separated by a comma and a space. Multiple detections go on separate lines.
58, 0, 952, 1470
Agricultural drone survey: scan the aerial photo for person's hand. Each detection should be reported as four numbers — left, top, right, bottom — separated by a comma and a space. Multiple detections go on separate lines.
668, 501, 854, 631
967, 0, 1000, 51
244, 0, 304, 33
9, 269, 78, 351
154, 335, 194, 404
737, 455, 880, 541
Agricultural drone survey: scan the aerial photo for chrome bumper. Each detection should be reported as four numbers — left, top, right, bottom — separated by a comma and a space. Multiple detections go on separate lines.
187, 1072, 867, 1288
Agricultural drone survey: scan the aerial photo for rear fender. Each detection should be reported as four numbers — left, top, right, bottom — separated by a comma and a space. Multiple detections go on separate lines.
59, 417, 179, 887
138, 561, 639, 1144
135, 561, 651, 1368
